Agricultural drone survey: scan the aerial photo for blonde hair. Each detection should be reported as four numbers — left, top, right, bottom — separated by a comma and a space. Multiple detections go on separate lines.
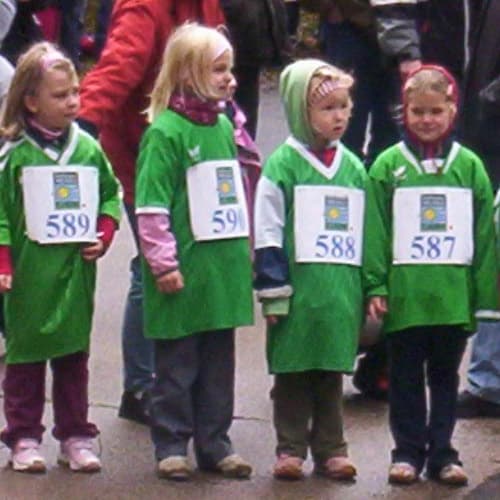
308, 66, 354, 109
403, 67, 457, 112
147, 22, 233, 123
0, 42, 77, 140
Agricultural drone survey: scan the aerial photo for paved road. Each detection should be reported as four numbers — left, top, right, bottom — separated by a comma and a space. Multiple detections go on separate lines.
0, 87, 499, 500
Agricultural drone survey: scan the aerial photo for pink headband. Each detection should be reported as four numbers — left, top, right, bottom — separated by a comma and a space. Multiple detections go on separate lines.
40, 51, 66, 71
212, 37, 232, 61
308, 78, 350, 106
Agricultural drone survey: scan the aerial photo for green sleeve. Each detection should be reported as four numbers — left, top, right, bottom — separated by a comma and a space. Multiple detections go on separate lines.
363, 159, 392, 297
0, 153, 12, 246
471, 158, 499, 313
135, 126, 181, 211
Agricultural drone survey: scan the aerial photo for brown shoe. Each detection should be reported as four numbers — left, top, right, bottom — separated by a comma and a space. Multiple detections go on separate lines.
438, 464, 468, 486
216, 454, 252, 479
273, 454, 304, 480
315, 456, 357, 481
388, 462, 418, 484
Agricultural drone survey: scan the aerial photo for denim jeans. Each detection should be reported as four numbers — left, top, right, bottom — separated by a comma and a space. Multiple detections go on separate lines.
467, 321, 500, 404
121, 203, 154, 393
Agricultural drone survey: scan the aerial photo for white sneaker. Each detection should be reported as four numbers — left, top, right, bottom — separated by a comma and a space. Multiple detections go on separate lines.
10, 438, 46, 473
58, 437, 101, 472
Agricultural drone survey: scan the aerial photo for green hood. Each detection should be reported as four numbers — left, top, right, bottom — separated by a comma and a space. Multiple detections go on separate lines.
279, 58, 331, 149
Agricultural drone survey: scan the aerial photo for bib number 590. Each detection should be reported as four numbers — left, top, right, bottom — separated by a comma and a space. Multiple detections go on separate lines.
211, 208, 244, 234
46, 213, 91, 239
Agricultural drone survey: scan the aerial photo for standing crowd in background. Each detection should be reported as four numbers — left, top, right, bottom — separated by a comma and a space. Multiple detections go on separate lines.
0, 0, 499, 489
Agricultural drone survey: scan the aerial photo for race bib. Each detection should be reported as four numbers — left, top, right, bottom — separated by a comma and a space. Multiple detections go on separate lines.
186, 160, 249, 241
393, 187, 473, 265
294, 185, 364, 265
22, 166, 98, 244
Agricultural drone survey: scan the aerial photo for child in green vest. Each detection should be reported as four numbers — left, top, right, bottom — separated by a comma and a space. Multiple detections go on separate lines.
0, 42, 121, 473
365, 65, 498, 486
254, 59, 368, 480
135, 23, 254, 481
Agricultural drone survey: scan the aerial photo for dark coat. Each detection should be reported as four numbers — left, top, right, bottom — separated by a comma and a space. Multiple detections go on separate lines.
461, 0, 500, 181
220, 0, 290, 68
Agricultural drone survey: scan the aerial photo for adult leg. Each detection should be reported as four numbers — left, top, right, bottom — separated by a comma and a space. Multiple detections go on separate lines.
150, 337, 199, 461
387, 328, 428, 473
465, 321, 500, 405
1, 361, 46, 448
322, 21, 371, 159
51, 351, 98, 441
57, 0, 87, 69
426, 326, 468, 477
233, 64, 260, 140
193, 329, 235, 468
118, 203, 154, 424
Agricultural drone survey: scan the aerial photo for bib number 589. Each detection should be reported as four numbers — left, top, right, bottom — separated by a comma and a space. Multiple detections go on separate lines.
46, 213, 90, 239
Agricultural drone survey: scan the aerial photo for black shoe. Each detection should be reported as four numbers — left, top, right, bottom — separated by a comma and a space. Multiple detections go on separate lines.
118, 390, 151, 425
353, 357, 389, 401
456, 391, 500, 419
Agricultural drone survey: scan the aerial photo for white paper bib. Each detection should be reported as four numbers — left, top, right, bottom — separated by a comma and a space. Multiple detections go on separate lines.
393, 187, 473, 265
22, 166, 98, 244
294, 185, 364, 265
186, 159, 249, 241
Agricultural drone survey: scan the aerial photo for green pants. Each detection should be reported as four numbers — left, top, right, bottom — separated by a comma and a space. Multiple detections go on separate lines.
272, 371, 347, 464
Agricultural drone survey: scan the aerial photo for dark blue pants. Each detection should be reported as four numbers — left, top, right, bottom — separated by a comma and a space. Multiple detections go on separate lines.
321, 21, 399, 163
387, 326, 468, 475
150, 330, 235, 467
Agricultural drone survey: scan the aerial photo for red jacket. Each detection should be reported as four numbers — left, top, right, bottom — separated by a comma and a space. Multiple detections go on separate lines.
79, 0, 225, 204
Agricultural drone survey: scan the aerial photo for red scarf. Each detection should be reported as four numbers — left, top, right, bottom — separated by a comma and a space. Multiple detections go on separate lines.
168, 92, 222, 125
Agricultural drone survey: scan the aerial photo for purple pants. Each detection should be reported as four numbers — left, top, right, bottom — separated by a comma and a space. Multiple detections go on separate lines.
1, 351, 99, 448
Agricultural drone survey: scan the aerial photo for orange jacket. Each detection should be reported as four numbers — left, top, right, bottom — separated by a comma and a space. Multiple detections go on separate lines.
79, 0, 225, 204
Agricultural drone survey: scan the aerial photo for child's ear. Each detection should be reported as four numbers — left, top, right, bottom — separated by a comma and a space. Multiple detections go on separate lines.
24, 94, 38, 114
449, 103, 458, 119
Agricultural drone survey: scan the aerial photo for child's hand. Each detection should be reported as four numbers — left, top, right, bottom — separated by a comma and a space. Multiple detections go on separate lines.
0, 274, 12, 292
156, 270, 184, 294
81, 240, 105, 261
266, 315, 279, 326
367, 296, 388, 321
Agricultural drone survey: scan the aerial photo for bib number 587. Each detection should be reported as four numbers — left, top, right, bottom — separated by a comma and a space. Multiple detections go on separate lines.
410, 235, 456, 260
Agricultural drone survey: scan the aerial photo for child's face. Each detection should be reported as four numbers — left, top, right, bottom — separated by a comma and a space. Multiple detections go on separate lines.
406, 90, 456, 143
308, 88, 352, 146
24, 68, 79, 131
208, 50, 234, 100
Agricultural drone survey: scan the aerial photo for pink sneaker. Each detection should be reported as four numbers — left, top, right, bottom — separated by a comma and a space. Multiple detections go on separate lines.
10, 438, 46, 473
58, 437, 101, 473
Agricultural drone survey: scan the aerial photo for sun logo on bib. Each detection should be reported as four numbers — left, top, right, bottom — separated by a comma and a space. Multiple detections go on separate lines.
53, 172, 81, 210
324, 195, 348, 231
216, 166, 237, 205
420, 194, 447, 231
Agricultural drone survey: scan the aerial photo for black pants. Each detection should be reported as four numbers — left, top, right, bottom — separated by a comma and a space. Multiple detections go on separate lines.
150, 329, 235, 467
387, 326, 468, 475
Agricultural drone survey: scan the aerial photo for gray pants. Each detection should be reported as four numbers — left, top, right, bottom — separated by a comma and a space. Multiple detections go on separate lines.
272, 371, 346, 464
150, 330, 235, 467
